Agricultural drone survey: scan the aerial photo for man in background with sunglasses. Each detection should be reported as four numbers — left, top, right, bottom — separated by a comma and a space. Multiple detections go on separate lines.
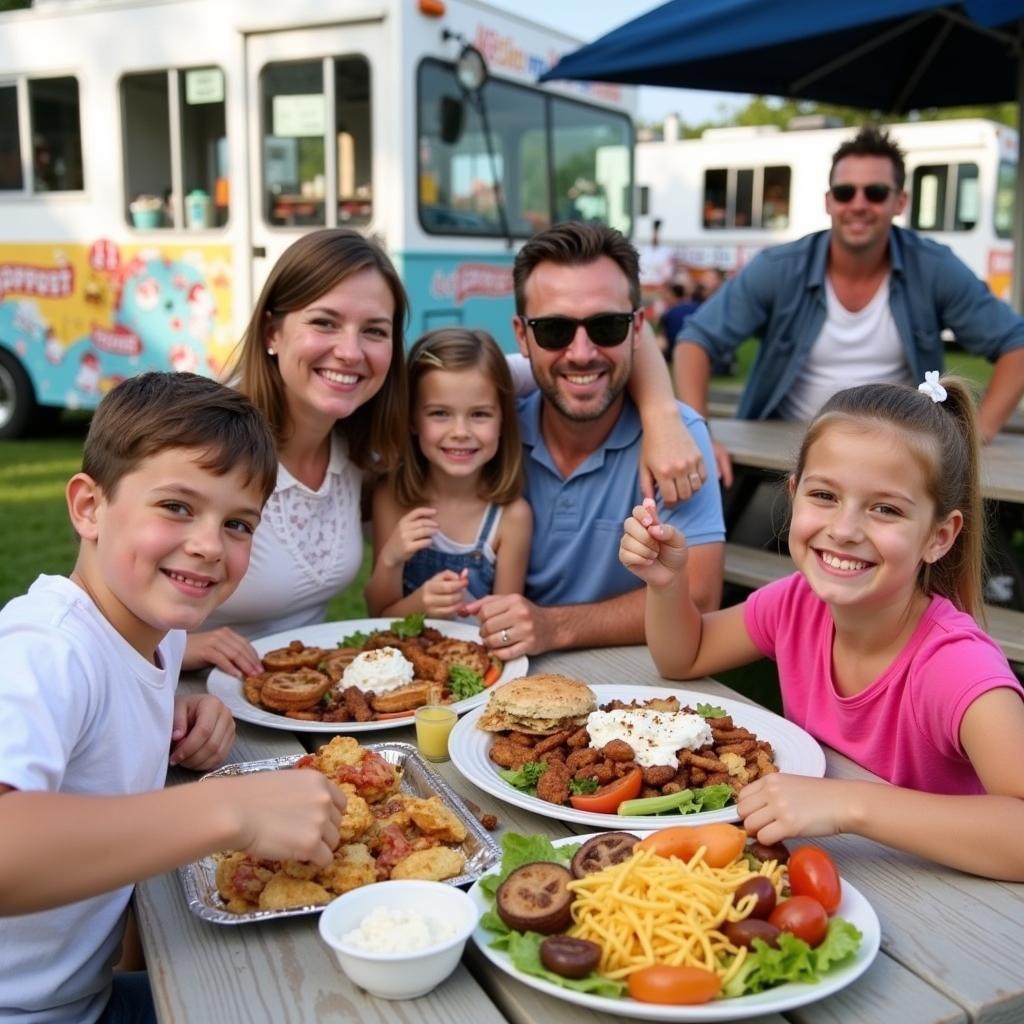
463, 222, 725, 660
673, 124, 1024, 488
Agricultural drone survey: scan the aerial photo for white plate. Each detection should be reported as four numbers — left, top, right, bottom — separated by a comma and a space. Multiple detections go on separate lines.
207, 618, 528, 734
448, 684, 825, 827
468, 832, 881, 1022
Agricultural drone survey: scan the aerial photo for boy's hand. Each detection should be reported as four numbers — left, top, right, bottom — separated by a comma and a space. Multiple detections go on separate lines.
421, 569, 469, 618
170, 694, 235, 771
183, 627, 263, 678
380, 507, 439, 569
619, 498, 689, 589
736, 774, 844, 846
224, 771, 347, 867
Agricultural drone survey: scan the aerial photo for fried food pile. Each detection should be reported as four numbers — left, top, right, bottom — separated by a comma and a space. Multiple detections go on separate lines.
214, 737, 470, 914
243, 621, 500, 723
487, 694, 778, 807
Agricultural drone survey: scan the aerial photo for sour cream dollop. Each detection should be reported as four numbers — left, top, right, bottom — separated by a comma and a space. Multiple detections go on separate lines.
342, 906, 458, 953
341, 647, 414, 695
586, 708, 713, 768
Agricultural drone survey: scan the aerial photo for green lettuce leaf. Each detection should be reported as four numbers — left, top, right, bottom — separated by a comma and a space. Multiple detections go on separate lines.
696, 702, 728, 718
722, 918, 863, 997
503, 930, 628, 998
390, 613, 426, 638
338, 630, 369, 648
497, 761, 547, 796
478, 832, 577, 900
449, 664, 485, 701
617, 783, 735, 817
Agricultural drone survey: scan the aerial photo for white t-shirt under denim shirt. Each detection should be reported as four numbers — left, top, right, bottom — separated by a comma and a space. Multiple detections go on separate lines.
778, 274, 913, 422
0, 575, 181, 1024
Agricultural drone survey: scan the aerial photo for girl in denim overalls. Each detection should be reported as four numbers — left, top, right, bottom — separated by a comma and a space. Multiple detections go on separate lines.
366, 329, 533, 620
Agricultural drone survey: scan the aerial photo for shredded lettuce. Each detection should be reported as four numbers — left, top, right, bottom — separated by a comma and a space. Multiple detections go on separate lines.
449, 664, 485, 701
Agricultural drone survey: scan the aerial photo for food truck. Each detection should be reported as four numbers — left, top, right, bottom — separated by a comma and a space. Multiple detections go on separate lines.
0, 0, 635, 436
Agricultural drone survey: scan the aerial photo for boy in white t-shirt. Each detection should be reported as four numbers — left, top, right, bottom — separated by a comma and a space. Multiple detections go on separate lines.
0, 373, 347, 1024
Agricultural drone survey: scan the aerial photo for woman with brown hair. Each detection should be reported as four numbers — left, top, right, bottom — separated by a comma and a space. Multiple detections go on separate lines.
184, 228, 408, 676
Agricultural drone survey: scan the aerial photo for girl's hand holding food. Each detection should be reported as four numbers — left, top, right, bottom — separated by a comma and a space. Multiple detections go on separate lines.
421, 568, 469, 618
619, 498, 689, 590
380, 506, 439, 568
217, 771, 347, 868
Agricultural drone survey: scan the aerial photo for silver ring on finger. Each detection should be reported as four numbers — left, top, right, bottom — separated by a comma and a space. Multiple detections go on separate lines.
500, 628, 511, 645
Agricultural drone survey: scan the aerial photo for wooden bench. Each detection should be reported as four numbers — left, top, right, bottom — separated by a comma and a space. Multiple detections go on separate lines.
723, 542, 1024, 664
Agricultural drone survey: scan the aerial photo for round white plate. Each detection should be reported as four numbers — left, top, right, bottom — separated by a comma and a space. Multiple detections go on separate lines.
469, 832, 881, 1022
207, 618, 528, 734
448, 684, 826, 827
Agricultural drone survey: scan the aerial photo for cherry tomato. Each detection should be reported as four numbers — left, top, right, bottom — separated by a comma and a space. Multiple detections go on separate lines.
635, 823, 747, 868
628, 965, 722, 1005
788, 846, 842, 914
768, 895, 829, 947
569, 767, 643, 813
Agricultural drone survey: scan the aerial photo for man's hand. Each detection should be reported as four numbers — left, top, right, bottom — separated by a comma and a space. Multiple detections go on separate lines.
619, 499, 690, 590
711, 438, 734, 489
462, 593, 550, 660
170, 694, 236, 771
379, 507, 439, 569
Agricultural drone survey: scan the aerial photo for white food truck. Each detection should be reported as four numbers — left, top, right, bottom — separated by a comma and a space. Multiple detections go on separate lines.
0, 0, 635, 436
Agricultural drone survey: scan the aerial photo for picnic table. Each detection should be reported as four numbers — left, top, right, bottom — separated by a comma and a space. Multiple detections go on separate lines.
135, 648, 1024, 1023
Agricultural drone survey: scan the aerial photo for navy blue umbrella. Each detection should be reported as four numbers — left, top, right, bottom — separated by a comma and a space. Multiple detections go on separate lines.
541, 0, 1024, 304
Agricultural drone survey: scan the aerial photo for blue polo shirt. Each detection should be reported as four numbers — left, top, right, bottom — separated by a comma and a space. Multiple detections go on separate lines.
518, 393, 725, 606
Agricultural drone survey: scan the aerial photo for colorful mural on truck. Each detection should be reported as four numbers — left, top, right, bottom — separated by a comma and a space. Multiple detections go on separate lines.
0, 240, 235, 411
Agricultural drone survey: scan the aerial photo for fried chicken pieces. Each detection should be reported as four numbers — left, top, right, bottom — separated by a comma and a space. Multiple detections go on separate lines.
213, 738, 468, 915
242, 627, 500, 722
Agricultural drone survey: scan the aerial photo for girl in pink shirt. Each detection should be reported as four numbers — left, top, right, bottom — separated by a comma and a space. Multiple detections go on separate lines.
620, 375, 1024, 881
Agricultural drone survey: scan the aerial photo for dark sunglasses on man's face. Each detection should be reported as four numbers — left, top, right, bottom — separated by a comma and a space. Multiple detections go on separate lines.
520, 311, 638, 351
829, 182, 895, 204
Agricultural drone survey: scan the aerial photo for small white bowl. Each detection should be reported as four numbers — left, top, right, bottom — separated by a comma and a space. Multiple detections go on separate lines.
318, 880, 478, 1000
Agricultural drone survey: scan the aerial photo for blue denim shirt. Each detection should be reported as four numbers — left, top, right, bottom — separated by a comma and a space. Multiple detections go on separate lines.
681, 226, 1024, 420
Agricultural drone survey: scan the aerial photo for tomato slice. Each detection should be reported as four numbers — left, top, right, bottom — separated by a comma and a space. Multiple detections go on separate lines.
627, 965, 722, 1005
569, 767, 643, 813
788, 846, 842, 914
372, 709, 416, 720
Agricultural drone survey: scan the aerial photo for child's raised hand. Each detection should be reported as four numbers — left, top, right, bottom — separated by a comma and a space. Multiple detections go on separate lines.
736, 774, 844, 847
215, 771, 347, 867
421, 569, 469, 619
618, 498, 689, 589
170, 693, 235, 770
380, 507, 439, 569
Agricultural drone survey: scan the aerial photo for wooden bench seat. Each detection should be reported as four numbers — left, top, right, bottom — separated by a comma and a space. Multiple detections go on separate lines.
723, 542, 1024, 664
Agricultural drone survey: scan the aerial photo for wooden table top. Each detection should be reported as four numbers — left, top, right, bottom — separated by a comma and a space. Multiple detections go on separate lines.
136, 649, 1024, 1023
710, 417, 1024, 503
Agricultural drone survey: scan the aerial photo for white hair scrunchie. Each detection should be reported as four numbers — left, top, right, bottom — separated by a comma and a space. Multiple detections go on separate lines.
917, 370, 947, 403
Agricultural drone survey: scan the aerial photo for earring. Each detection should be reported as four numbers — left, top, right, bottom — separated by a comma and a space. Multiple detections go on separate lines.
266, 347, 276, 356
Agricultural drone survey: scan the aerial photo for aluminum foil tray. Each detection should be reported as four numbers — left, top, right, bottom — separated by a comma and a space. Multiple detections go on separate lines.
178, 741, 500, 925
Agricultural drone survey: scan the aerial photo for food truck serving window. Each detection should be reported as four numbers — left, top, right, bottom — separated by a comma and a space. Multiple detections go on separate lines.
417, 58, 632, 238
0, 75, 83, 193
259, 55, 372, 229
121, 67, 228, 230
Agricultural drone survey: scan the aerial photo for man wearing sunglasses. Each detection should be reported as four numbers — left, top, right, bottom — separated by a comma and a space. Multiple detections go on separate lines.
673, 124, 1024, 489
463, 222, 725, 660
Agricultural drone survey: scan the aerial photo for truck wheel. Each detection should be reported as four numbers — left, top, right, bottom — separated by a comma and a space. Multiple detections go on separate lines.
0, 348, 38, 440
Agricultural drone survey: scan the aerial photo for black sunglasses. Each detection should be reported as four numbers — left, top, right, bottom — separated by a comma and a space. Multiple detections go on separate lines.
521, 311, 637, 350
829, 182, 895, 204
